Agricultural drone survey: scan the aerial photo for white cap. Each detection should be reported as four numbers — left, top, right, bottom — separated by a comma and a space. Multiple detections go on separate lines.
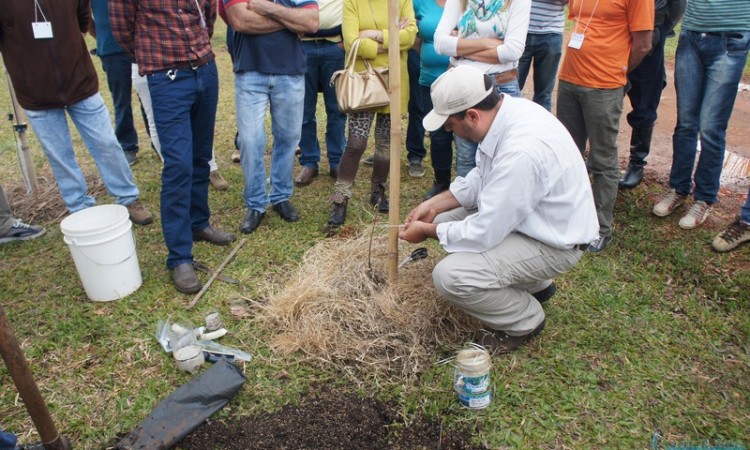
422, 65, 493, 132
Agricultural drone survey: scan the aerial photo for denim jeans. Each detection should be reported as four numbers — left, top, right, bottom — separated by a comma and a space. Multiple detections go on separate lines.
626, 23, 667, 129
25, 93, 139, 213
455, 81, 521, 177
670, 30, 750, 204
741, 186, 750, 224
406, 48, 426, 162
419, 84, 454, 174
517, 32, 563, 112
100, 52, 139, 153
300, 40, 346, 171
236, 71, 305, 211
556, 80, 624, 238
148, 61, 218, 269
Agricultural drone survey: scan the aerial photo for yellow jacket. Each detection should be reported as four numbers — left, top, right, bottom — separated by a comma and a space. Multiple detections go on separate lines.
342, 0, 417, 113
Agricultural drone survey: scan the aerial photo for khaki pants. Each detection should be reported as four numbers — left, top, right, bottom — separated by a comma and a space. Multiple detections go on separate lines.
432, 208, 583, 334
0, 186, 14, 235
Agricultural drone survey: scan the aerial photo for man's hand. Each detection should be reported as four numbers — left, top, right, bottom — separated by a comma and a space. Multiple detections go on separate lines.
399, 220, 437, 243
404, 202, 438, 228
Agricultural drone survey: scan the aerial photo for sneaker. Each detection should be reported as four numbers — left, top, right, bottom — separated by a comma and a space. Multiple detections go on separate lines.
0, 219, 45, 244
712, 218, 750, 252
678, 200, 712, 230
362, 155, 374, 166
124, 150, 137, 166
587, 234, 612, 253
231, 149, 241, 163
477, 319, 546, 355
209, 170, 229, 191
653, 189, 687, 217
408, 160, 425, 178
126, 200, 153, 225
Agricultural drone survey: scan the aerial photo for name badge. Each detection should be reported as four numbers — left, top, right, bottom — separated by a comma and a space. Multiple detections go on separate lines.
568, 32, 584, 49
32, 22, 53, 39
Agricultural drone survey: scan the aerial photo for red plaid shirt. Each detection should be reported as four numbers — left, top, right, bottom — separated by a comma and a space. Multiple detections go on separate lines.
110, 0, 216, 75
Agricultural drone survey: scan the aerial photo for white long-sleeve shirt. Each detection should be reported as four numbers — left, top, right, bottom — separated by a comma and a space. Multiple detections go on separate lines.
433, 0, 531, 74
436, 96, 599, 253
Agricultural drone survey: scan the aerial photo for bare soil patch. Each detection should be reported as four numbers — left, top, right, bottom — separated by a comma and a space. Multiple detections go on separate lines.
176, 385, 482, 450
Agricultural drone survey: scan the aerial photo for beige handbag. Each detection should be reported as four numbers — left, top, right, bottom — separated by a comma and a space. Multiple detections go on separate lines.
330, 38, 390, 114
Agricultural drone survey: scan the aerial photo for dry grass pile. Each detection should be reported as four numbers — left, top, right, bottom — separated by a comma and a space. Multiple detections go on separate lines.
5, 172, 105, 224
256, 231, 480, 381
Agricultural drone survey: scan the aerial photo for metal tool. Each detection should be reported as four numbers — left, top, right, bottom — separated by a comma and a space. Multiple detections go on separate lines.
397, 247, 429, 268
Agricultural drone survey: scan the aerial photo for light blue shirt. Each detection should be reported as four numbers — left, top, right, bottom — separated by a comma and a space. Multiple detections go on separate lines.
414, 0, 451, 86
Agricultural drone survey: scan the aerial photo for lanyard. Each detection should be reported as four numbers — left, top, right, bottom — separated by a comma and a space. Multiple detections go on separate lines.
34, 0, 49, 23
573, 0, 600, 36
193, 0, 207, 28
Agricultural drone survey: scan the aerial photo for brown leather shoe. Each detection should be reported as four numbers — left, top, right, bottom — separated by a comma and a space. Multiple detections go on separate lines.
193, 224, 236, 245
295, 166, 319, 186
127, 200, 153, 225
171, 262, 202, 294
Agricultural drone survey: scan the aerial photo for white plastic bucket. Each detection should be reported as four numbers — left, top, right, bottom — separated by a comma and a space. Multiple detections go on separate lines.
60, 204, 142, 302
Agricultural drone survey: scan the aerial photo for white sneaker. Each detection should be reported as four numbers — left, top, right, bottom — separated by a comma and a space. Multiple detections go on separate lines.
678, 200, 712, 230
653, 189, 687, 217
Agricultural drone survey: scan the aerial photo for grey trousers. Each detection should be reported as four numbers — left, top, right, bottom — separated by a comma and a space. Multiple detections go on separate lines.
0, 185, 15, 235
556, 80, 624, 238
432, 208, 583, 334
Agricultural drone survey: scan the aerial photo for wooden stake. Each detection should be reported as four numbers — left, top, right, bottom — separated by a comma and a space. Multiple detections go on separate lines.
186, 238, 247, 309
387, 0, 402, 282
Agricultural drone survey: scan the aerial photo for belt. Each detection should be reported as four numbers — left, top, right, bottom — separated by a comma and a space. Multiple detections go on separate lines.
303, 38, 342, 43
172, 52, 215, 71
703, 31, 744, 39
490, 68, 518, 85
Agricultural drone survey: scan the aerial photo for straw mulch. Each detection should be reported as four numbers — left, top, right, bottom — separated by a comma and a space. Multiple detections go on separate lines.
5, 172, 105, 224
256, 231, 480, 381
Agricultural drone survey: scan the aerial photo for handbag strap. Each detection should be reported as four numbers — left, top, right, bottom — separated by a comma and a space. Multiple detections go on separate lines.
345, 38, 362, 73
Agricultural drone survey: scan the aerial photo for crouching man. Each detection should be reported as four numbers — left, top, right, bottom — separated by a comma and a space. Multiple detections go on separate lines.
399, 65, 599, 354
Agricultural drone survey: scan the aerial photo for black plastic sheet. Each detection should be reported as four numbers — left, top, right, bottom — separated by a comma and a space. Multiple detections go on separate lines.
117, 359, 246, 450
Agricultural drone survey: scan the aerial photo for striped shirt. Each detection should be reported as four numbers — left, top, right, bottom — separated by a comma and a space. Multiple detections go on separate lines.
681, 0, 750, 32
527, 0, 566, 34
110, 0, 216, 75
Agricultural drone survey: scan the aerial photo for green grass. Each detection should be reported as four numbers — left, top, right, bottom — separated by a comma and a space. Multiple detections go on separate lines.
1, 21, 749, 450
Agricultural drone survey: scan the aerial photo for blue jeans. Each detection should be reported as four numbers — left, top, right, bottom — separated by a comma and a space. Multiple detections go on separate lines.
100, 52, 139, 153
419, 84, 454, 175
455, 80, 521, 177
670, 30, 750, 204
517, 32, 563, 112
741, 186, 750, 224
236, 71, 305, 211
25, 93, 139, 212
148, 61, 218, 269
626, 23, 667, 130
299, 40, 346, 171
406, 48, 426, 162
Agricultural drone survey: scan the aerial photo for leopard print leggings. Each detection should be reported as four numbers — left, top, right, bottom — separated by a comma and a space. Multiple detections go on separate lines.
332, 112, 391, 200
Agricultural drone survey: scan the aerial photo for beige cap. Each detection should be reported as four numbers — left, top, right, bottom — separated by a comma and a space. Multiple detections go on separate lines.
422, 65, 493, 132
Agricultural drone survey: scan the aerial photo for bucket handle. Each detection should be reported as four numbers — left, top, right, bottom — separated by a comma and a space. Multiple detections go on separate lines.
65, 227, 138, 266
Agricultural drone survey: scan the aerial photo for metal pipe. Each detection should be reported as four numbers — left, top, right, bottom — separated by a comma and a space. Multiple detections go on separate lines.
0, 304, 72, 450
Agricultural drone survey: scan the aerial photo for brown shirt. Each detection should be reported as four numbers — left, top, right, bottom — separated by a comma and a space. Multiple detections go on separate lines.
0, 0, 99, 110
